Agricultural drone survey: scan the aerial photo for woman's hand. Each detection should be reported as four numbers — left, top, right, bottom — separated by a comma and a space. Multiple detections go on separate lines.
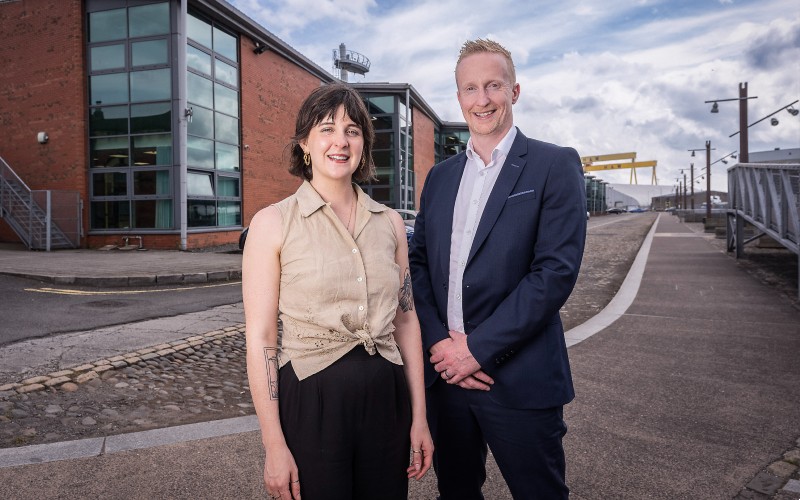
264, 443, 301, 499
406, 419, 434, 480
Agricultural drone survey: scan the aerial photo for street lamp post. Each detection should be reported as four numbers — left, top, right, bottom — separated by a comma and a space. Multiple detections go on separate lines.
705, 141, 711, 220
688, 144, 716, 219
738, 82, 749, 163
705, 82, 757, 163
683, 170, 688, 210
690, 163, 694, 210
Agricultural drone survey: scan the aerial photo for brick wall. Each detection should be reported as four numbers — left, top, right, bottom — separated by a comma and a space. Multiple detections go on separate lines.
0, 0, 87, 243
240, 38, 321, 228
412, 107, 436, 208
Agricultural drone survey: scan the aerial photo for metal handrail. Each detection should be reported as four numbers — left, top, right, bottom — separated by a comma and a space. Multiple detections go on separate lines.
727, 162, 799, 298
1, 155, 80, 250
0, 155, 32, 192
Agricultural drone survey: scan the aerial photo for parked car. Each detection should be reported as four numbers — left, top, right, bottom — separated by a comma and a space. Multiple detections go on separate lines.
587, 211, 591, 220
607, 207, 626, 214
395, 209, 417, 228
238, 227, 249, 250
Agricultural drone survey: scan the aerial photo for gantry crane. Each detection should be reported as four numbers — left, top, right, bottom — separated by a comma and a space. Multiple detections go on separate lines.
581, 152, 658, 184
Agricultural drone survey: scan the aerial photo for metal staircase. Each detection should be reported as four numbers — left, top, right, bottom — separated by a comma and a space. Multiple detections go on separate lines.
0, 155, 81, 250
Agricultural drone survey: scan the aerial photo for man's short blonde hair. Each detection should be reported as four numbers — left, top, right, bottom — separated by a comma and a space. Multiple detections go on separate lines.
456, 38, 516, 84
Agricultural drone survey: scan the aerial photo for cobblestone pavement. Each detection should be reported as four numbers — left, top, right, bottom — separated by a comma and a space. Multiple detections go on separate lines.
2, 213, 799, 498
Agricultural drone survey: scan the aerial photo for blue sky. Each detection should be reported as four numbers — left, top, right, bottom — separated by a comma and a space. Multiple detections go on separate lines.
229, 0, 800, 192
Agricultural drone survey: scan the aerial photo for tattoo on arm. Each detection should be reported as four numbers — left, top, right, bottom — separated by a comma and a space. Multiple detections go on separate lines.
399, 268, 414, 312
263, 347, 280, 400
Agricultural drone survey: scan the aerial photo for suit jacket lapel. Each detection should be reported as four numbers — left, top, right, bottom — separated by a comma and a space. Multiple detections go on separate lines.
467, 131, 529, 264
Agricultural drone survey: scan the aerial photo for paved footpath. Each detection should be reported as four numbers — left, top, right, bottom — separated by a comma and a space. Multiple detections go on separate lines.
0, 214, 798, 499
565, 215, 800, 499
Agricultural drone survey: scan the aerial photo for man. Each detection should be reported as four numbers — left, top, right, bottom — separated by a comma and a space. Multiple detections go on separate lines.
409, 39, 586, 499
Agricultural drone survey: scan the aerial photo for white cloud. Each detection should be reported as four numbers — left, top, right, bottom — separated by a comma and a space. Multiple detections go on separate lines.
230, 0, 800, 193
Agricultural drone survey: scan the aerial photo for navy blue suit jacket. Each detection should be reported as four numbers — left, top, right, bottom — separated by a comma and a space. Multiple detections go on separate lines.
409, 129, 586, 409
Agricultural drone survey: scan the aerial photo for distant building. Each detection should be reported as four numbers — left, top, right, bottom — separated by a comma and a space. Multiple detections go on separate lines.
651, 191, 728, 211
748, 148, 800, 164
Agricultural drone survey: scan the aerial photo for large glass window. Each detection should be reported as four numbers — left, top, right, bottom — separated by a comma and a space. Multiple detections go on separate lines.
358, 93, 416, 209
91, 73, 129, 105
132, 39, 168, 67
131, 102, 171, 134
87, 2, 173, 231
87, 4, 241, 231
90, 105, 128, 136
89, 9, 127, 43
186, 10, 241, 227
130, 68, 171, 102
91, 44, 125, 71
129, 3, 169, 37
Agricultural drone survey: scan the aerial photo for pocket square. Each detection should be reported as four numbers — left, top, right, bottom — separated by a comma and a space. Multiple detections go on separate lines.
508, 189, 535, 199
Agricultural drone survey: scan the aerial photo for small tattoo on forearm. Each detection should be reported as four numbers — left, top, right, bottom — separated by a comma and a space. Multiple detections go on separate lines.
399, 268, 414, 312
263, 347, 279, 400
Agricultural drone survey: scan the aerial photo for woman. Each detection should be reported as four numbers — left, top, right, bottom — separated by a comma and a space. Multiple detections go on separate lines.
243, 84, 433, 500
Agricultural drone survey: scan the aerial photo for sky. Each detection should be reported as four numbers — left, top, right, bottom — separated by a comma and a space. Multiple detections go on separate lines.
229, 0, 800, 193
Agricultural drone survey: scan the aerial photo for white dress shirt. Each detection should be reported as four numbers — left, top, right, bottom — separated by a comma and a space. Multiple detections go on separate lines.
447, 126, 518, 333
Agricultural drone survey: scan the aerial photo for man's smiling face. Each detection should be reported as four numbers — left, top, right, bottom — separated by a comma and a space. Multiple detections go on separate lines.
456, 52, 519, 144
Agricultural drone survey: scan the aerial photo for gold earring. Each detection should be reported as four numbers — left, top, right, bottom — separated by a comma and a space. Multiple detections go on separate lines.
303, 151, 310, 166
360, 155, 366, 168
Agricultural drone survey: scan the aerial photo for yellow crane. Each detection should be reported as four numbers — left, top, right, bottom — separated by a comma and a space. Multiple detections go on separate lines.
581, 152, 658, 184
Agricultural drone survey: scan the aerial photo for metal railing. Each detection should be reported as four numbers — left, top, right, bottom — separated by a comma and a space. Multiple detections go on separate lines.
726, 162, 799, 298
0, 155, 81, 250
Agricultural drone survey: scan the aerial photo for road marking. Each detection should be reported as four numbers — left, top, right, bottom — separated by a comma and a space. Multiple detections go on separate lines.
24, 281, 241, 296
588, 214, 636, 230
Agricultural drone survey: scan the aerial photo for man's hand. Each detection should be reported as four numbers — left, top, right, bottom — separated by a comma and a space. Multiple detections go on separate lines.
430, 331, 494, 390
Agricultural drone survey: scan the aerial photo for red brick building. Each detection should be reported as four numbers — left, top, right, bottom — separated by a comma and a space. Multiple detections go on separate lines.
0, 0, 465, 250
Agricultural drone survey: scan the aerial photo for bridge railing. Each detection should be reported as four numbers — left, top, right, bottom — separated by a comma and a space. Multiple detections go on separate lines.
727, 162, 799, 298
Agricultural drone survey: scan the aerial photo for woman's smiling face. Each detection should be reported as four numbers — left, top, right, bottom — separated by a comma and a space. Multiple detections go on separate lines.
302, 104, 364, 183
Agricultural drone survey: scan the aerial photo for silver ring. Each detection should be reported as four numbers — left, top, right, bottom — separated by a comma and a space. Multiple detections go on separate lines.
444, 370, 451, 379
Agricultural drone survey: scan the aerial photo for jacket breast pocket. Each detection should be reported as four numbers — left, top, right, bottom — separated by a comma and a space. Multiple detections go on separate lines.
505, 189, 536, 206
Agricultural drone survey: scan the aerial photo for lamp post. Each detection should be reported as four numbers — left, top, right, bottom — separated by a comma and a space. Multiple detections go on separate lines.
704, 141, 711, 219
683, 170, 688, 210
689, 151, 737, 210
705, 82, 757, 163
688, 144, 716, 219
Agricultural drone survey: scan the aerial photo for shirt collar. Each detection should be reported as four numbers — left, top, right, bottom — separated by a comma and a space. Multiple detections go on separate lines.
465, 125, 518, 165
296, 180, 388, 218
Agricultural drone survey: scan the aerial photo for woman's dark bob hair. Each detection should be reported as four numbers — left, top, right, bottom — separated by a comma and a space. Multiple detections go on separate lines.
288, 84, 376, 183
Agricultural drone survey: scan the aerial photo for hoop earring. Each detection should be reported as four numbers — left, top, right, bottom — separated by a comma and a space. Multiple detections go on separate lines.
360, 155, 366, 168
303, 151, 310, 166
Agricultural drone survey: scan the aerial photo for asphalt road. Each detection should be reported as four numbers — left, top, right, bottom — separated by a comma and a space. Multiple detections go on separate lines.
0, 274, 242, 346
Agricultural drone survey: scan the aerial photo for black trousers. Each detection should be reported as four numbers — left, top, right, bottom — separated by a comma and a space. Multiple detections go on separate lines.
279, 347, 412, 500
427, 380, 569, 500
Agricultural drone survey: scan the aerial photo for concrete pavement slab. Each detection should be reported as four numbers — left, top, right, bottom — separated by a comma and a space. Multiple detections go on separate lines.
0, 438, 104, 468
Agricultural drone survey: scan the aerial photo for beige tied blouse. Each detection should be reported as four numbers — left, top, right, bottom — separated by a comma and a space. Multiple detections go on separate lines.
274, 180, 404, 380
